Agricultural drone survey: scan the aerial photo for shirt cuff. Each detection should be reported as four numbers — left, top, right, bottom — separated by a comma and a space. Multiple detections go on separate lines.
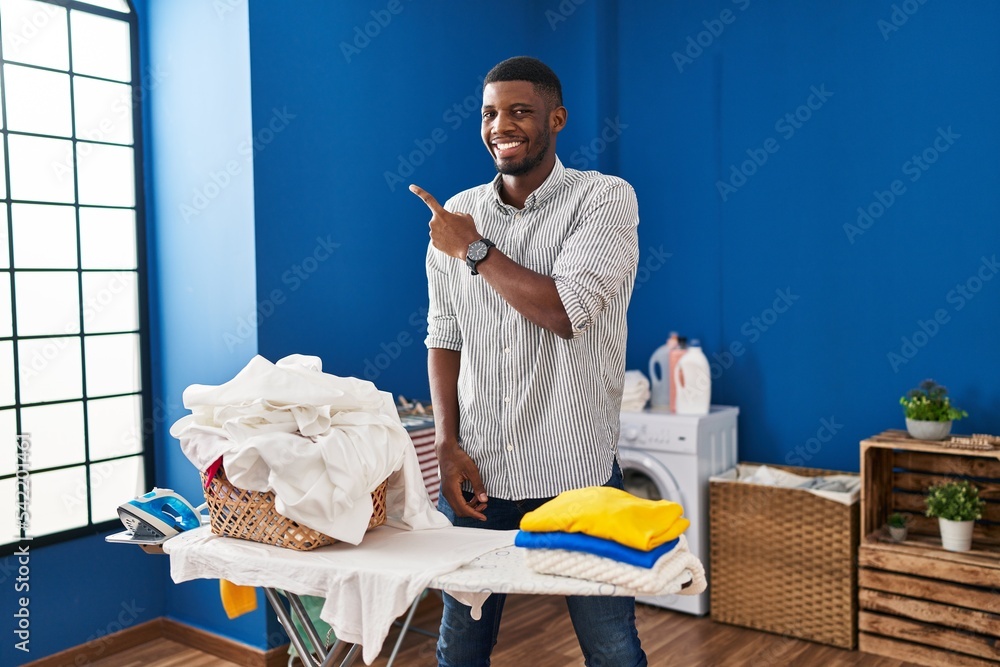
424, 334, 463, 351
555, 278, 590, 339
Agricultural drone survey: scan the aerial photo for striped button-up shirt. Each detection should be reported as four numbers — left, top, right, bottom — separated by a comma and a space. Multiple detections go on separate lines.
424, 157, 640, 500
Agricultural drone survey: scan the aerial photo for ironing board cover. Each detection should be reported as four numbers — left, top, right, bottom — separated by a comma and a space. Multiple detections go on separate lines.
164, 525, 669, 663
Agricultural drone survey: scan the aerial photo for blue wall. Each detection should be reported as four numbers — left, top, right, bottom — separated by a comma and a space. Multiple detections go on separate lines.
248, 0, 999, 478
140, 0, 269, 652
13, 0, 1000, 661
617, 0, 1000, 469
0, 521, 165, 666
247, 0, 609, 400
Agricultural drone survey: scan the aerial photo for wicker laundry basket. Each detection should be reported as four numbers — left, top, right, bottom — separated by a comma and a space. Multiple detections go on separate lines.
710, 463, 860, 649
201, 467, 387, 551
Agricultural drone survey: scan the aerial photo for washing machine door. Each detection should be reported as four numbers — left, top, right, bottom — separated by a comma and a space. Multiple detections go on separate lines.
617, 448, 685, 507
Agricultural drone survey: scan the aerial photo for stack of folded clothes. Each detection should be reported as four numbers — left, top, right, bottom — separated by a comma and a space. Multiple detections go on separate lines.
515, 486, 706, 596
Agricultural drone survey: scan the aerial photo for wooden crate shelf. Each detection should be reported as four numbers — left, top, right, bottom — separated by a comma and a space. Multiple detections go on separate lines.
858, 430, 1000, 666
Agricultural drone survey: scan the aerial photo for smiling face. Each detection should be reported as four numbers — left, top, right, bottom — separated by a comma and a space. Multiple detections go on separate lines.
481, 80, 565, 178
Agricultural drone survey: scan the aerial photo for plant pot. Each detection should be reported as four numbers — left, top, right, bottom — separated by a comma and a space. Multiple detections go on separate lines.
938, 517, 974, 552
888, 525, 908, 542
905, 418, 952, 441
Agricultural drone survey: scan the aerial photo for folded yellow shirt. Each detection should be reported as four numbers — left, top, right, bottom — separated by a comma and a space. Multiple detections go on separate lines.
520, 486, 689, 551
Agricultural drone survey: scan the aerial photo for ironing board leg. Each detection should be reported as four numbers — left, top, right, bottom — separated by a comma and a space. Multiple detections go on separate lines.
264, 588, 319, 667
337, 643, 361, 667
287, 592, 331, 661
386, 594, 422, 667
265, 588, 363, 667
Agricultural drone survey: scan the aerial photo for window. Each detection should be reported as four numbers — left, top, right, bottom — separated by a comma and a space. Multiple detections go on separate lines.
0, 0, 148, 555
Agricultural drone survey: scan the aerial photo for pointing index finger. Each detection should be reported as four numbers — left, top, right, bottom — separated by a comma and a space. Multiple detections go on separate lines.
409, 184, 445, 214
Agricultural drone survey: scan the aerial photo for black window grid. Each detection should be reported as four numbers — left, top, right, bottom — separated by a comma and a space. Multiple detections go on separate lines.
0, 0, 153, 557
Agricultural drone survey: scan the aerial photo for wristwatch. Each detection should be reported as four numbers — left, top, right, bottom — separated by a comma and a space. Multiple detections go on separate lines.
466, 238, 495, 275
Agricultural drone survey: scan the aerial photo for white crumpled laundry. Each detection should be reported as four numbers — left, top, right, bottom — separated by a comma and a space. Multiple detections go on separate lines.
169, 354, 449, 544
165, 525, 518, 665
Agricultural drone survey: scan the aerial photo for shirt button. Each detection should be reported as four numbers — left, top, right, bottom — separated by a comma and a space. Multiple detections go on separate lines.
503, 396, 510, 403
506, 444, 514, 452
503, 347, 510, 354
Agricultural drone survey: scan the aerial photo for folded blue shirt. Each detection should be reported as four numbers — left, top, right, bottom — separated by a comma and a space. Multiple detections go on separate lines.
515, 530, 680, 569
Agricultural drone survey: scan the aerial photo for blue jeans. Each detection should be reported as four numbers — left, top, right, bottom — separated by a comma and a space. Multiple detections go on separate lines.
436, 461, 647, 667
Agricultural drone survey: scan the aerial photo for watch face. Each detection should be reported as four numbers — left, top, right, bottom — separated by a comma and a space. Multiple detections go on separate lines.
468, 241, 488, 261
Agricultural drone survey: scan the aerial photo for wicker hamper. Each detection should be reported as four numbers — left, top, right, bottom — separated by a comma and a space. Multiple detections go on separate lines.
201, 467, 387, 551
710, 463, 860, 649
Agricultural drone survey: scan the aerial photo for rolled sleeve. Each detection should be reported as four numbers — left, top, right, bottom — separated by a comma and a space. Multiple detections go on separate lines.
552, 182, 640, 338
424, 242, 463, 350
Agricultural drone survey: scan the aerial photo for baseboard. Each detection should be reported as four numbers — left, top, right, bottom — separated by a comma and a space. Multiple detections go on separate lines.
22, 617, 290, 667
22, 618, 165, 667
162, 618, 289, 667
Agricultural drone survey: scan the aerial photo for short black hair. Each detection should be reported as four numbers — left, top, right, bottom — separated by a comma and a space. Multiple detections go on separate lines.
484, 56, 563, 109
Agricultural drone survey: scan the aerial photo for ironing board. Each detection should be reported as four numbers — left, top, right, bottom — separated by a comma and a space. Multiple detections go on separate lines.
163, 525, 678, 667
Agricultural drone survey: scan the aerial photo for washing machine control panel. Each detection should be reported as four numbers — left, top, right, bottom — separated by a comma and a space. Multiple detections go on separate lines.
619, 412, 701, 454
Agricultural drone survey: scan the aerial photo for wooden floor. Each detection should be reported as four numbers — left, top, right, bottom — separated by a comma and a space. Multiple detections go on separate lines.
89, 594, 920, 667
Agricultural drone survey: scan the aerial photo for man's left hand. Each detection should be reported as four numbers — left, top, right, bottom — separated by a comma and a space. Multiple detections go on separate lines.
410, 184, 481, 260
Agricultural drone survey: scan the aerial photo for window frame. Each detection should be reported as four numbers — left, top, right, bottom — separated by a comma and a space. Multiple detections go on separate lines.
0, 0, 152, 557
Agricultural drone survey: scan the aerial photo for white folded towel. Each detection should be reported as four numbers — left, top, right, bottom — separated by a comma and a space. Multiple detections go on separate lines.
621, 369, 651, 412
522, 534, 706, 596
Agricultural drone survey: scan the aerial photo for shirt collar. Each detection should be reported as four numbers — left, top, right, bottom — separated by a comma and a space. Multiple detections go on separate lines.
491, 156, 566, 212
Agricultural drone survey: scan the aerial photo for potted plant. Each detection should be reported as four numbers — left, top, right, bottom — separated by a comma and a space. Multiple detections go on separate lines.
899, 379, 968, 440
924, 479, 985, 552
886, 512, 910, 542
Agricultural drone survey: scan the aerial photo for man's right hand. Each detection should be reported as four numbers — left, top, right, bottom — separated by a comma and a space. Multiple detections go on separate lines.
437, 441, 489, 521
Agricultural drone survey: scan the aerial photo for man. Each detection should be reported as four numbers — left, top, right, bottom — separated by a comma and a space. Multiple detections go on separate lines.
410, 56, 643, 666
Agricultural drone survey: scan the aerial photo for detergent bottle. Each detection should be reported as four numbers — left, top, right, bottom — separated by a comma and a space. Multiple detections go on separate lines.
668, 336, 687, 413
673, 339, 711, 415
648, 332, 680, 410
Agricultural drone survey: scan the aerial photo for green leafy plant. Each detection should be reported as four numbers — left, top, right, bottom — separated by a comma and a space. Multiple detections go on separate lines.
887, 512, 910, 528
925, 480, 985, 522
900, 379, 968, 422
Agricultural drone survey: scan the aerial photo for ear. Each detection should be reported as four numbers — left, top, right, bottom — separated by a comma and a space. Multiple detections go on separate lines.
550, 105, 567, 134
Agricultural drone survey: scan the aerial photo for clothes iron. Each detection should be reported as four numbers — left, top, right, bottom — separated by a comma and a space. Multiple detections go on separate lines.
117, 488, 204, 541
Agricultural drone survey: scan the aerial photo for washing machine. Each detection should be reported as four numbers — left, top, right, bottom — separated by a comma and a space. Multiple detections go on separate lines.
617, 405, 738, 615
